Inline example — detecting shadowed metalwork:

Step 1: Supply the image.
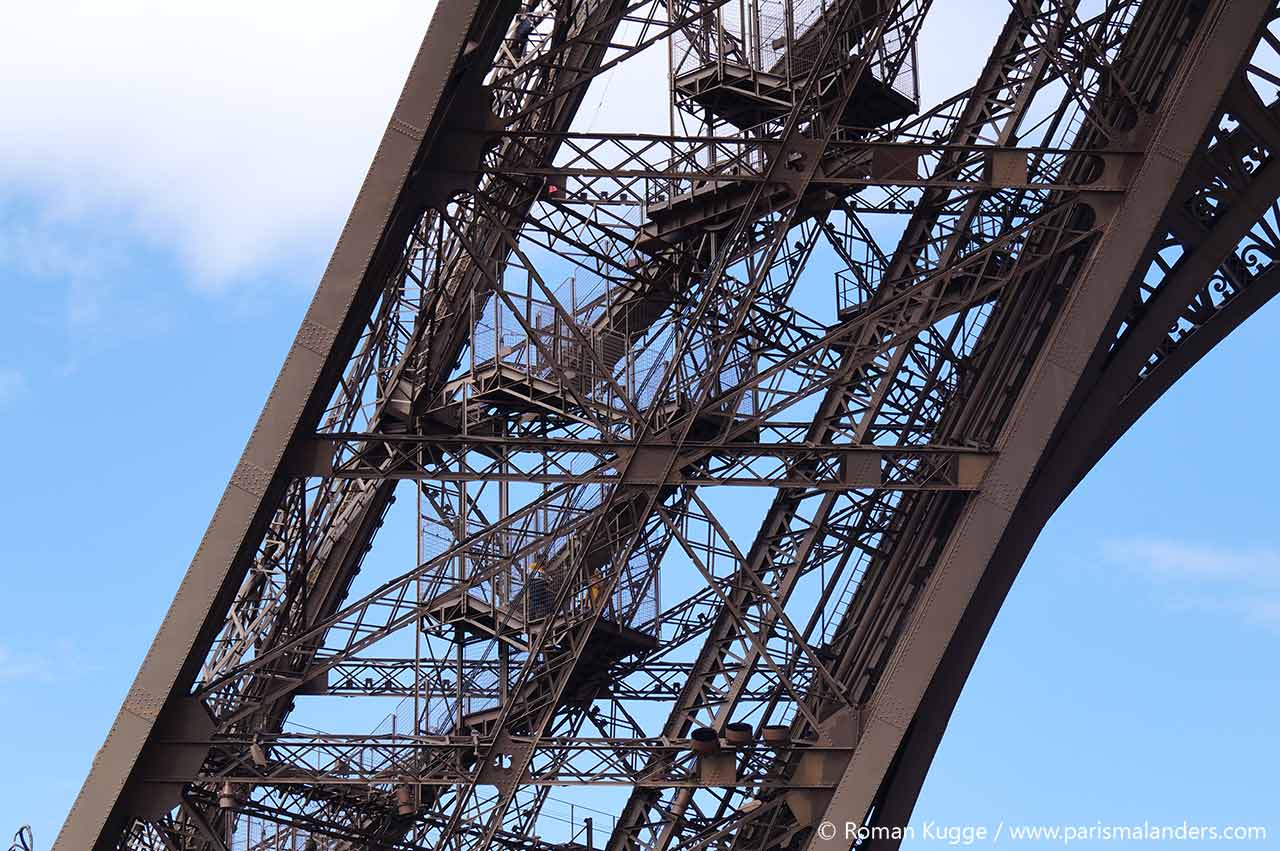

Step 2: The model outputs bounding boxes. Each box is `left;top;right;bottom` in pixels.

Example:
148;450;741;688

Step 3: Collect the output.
52;1;1280;850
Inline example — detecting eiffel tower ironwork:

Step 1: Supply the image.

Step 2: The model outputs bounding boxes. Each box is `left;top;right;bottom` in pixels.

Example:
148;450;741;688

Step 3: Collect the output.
55;1;1280;849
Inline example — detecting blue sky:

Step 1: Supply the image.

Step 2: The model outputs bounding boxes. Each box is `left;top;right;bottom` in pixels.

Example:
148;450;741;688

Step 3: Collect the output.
1;2;1277;849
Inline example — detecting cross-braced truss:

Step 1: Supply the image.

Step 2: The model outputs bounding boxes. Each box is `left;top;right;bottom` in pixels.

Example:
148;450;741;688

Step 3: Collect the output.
54;2;1280;850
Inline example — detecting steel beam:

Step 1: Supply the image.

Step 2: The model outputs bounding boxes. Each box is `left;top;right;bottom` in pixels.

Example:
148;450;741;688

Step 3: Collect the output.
54;4;514;849
805;2;1271;846
52;2;1280;850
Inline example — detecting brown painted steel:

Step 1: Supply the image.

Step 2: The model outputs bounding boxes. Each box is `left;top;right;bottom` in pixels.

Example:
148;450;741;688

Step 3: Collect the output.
808;1;1273;844
52;3;503;848
51;2;1280;850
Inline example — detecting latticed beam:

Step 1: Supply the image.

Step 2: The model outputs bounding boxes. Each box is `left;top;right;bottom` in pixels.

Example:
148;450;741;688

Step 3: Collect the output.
300;434;993;490
52;2;1280;851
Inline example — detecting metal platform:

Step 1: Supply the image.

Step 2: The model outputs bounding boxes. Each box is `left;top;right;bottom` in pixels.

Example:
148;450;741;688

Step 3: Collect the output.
673;60;916;130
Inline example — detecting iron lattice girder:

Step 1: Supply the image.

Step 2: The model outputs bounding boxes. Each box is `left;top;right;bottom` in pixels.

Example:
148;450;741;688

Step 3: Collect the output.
300;433;994;491
316;657;805;701
180;0;1111;839
52;1;1280;850
199;3;931;844
185;1;677;846
864;61;1280;842
604;3;1274;844
399;5;937;846
804;2;1276;848
175;735;849;789
203;0;706;706
197;0;942;731
605;0;1115;844
54;2;526;848
57;0;715;845
466;132;1138;200
1065;79;1280;476
180;786;593;851
217;0;1100;844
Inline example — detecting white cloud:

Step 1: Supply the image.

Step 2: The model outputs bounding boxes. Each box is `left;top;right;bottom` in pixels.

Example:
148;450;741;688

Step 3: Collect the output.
57;274;180;376
0;1;1007;293
0;217;176;373
1104;537;1280;628
0;220;95;284
1105;538;1280;586
0;1;435;289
